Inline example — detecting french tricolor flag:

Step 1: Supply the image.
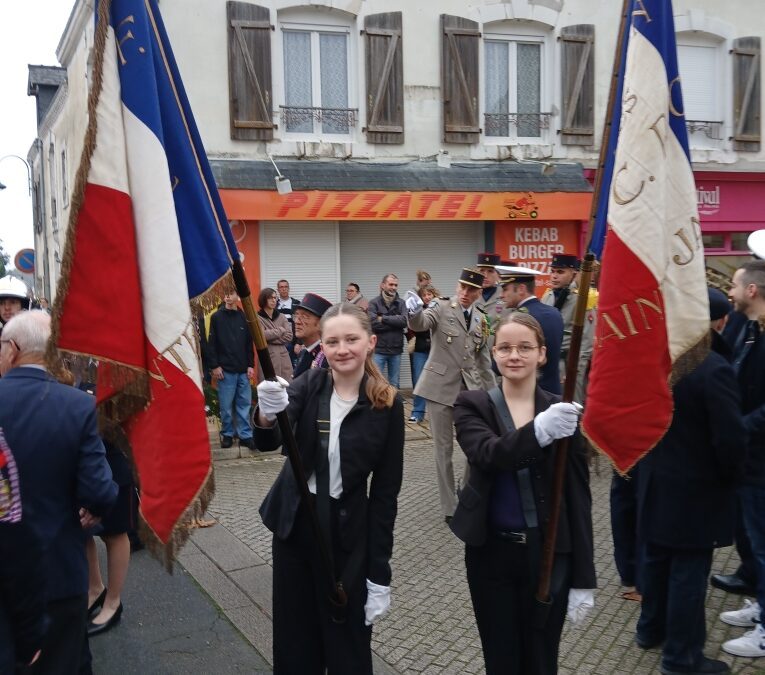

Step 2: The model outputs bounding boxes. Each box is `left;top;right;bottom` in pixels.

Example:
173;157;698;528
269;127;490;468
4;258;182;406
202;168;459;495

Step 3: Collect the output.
51;0;239;562
582;0;709;473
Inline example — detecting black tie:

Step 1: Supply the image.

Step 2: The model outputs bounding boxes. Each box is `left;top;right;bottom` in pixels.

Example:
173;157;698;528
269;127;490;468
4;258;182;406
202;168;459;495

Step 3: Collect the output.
464;309;471;330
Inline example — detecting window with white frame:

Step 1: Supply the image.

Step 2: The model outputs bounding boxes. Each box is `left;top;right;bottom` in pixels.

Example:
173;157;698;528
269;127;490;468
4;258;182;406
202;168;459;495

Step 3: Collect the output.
281;22;353;136
61;148;68;208
676;36;725;145
484;31;550;140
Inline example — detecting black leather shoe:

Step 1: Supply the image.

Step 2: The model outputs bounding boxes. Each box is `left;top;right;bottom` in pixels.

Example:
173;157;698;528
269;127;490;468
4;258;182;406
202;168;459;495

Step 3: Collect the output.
710;573;756;596
220;435;233;449
87;588;107;618
660;656;730;674
239;437;255;451
88;603;123;637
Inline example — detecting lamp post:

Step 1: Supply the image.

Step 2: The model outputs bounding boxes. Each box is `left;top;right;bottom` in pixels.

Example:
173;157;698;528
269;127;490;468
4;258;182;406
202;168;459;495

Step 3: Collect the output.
0;154;33;195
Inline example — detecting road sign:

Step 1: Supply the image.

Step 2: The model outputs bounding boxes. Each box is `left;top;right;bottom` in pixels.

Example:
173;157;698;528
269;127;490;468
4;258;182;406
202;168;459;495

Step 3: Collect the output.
14;248;34;274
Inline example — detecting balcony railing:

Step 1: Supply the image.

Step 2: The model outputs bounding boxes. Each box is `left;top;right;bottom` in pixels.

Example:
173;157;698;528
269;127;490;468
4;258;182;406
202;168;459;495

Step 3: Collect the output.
484;112;553;137
280;106;358;134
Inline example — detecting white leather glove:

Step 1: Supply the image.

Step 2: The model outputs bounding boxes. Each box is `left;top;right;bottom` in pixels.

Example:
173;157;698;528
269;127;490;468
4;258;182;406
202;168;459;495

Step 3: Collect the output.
566;588;594;626
256;376;289;421
533;402;582;446
405;290;424;314
364;579;391;626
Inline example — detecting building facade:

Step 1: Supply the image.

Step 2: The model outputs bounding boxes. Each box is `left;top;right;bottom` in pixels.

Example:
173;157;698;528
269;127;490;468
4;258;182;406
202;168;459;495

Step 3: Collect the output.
26;0;764;380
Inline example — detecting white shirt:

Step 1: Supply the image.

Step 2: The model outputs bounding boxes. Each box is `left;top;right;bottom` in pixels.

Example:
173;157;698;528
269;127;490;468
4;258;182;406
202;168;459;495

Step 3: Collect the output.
308;389;357;498
277;297;293;311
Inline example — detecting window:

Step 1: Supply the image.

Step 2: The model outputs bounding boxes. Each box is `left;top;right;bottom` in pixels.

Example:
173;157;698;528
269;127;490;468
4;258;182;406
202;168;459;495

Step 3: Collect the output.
676;38;724;144
61;149;68;208
484;33;549;140
281;22;353;136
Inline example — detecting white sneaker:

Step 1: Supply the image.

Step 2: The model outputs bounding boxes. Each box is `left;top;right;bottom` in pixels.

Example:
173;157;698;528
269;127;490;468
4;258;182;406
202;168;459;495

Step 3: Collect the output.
722;623;765;658
721;599;761;627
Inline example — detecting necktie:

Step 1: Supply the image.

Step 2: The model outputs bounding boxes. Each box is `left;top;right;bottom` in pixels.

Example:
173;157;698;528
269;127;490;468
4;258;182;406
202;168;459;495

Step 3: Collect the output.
464;309;471;331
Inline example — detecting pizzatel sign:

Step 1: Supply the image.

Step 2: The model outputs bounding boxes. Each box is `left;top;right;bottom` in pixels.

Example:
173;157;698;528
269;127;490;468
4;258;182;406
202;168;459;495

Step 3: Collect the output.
220;190;591;221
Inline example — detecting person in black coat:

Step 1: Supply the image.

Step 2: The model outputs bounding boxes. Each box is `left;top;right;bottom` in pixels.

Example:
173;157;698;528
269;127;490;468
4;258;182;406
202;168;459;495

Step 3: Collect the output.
452;312;595;675
635;306;746;674
254;302;404;675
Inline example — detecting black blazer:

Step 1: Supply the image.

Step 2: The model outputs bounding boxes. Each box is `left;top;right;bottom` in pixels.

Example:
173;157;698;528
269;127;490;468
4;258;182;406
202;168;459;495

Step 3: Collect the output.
258;369;404;585
520;298;564;395
637;339;747;549
451;387;596;589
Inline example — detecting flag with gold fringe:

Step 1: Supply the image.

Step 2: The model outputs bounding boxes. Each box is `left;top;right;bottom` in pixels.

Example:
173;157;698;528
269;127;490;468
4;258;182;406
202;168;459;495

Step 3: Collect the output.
48;0;239;566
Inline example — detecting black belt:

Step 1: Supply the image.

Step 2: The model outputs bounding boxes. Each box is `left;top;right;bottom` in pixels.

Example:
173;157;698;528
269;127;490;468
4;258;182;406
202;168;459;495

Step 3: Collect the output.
491;529;527;544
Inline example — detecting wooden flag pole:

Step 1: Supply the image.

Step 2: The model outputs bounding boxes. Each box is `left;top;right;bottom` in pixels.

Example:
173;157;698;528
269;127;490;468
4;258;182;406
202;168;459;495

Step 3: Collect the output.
230;259;348;617
535;0;632;613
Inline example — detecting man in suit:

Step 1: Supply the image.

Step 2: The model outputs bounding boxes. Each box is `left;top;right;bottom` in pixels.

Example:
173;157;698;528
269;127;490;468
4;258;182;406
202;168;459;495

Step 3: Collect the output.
719;260;765;659
499;267;563;395
636;289;747;675
292;293;332;378
541;254;595;403
0;310;117;673
475;253;505;389
406;268;493;521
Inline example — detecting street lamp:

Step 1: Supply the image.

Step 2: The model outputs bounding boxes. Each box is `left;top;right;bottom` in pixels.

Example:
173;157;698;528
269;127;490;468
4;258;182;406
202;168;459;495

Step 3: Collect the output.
0;154;32;195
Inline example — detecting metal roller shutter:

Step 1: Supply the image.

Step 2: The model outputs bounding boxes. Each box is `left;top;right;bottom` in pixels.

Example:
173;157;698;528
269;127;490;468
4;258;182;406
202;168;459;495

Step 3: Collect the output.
260;221;341;302
339;221;483;388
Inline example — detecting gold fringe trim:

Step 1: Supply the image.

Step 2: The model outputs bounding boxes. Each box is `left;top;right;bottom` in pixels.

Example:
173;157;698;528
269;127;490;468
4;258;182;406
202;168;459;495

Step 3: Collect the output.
191;270;234;314
46;0;112;374
137;466;216;572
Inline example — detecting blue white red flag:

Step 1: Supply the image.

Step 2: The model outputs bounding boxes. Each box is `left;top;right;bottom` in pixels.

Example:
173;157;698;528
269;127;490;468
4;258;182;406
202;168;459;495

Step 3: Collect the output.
51;0;238;561
582;0;709;473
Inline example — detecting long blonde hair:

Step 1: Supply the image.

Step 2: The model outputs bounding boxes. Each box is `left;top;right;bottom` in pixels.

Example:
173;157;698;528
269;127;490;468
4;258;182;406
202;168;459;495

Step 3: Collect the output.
320;302;396;409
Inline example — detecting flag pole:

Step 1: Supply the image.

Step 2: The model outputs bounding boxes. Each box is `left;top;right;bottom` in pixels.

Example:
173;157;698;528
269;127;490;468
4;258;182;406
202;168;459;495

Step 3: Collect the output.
535;0;631;616
230;259;348;618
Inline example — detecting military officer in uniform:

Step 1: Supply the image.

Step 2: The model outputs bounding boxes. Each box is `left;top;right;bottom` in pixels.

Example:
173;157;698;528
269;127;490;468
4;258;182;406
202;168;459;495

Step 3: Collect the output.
474;253;505;389
406;268;493;521
541;254;596;403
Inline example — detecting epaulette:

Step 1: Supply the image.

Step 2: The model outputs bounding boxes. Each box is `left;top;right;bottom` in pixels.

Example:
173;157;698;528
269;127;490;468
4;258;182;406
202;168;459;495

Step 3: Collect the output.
475;305;487;314
439;296;450;301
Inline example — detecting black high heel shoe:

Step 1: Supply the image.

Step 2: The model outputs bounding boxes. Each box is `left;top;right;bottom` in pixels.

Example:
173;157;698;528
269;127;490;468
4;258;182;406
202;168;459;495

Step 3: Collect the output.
87;602;123;637
87;588;107;618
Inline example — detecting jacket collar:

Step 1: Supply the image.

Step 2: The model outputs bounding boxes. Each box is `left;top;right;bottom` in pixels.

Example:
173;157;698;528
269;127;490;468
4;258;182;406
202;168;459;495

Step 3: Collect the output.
2;366;56;382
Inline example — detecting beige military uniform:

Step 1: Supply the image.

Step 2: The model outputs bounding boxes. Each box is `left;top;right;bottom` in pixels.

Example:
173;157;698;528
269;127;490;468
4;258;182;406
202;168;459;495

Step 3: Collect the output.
474;285;504;389
408;298;493;516
541;285;596;403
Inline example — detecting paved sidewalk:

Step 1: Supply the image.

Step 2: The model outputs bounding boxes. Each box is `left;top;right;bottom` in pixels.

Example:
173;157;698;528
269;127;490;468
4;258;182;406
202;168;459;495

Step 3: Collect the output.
183;428;765;675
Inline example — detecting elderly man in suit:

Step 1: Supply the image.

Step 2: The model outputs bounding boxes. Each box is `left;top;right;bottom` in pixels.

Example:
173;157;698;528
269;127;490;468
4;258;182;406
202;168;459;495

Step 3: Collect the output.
406;268;493;521
0;310;117;673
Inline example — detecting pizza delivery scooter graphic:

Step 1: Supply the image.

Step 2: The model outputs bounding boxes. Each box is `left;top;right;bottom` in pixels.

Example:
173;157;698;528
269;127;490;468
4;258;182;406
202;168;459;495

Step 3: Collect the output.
504;192;539;219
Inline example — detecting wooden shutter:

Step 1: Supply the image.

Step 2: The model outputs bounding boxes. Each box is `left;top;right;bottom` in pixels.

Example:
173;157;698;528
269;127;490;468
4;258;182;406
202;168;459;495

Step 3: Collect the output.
560;25;595;146
227;2;273;141
733;37;761;151
441;15;480;144
364;12;404;144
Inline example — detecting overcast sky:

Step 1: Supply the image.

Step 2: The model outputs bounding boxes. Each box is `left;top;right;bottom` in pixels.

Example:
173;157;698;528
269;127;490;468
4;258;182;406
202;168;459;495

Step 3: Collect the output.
0;1;75;268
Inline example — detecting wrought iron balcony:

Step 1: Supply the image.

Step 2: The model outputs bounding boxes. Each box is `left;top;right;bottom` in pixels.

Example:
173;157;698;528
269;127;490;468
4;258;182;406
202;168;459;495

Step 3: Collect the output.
484;112;553;137
280;106;358;133
686;120;723;141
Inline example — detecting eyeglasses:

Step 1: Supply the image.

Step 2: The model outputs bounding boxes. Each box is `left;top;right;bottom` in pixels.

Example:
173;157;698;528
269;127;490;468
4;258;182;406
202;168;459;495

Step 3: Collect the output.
495;343;538;358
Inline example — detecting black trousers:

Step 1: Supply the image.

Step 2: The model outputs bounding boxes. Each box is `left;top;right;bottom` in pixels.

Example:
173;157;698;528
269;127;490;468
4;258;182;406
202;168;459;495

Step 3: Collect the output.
734;495;757;585
272;504;372;675
637;542;713;672
466;535;570;675
29;594;87;675
610;469;641;588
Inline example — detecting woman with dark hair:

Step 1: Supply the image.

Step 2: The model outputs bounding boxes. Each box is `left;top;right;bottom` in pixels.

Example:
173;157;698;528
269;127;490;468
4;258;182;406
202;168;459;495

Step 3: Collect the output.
451;312;595;675
257;287;294;383
254;302;404;675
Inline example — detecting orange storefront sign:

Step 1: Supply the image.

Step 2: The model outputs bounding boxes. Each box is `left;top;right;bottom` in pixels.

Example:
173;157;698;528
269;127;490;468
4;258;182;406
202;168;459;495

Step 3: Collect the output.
220;189;591;221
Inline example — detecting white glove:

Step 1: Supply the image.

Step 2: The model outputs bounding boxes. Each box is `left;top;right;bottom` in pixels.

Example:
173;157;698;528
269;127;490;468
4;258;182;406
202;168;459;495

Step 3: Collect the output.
405;290;424;314
364;579;391;626
533;402;582;446
566;588;594;626
256;376;289;421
